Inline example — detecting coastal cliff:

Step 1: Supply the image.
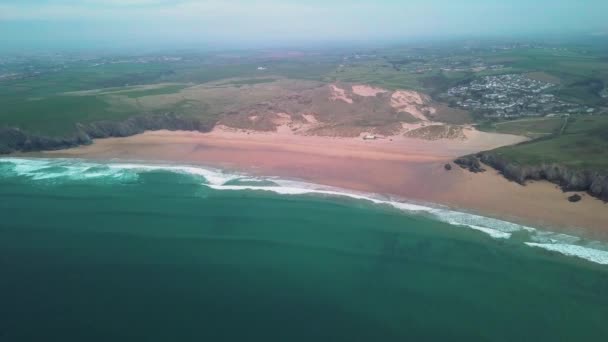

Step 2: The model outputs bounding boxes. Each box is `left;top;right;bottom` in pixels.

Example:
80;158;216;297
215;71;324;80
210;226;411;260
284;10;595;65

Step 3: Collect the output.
0;113;214;154
455;154;608;201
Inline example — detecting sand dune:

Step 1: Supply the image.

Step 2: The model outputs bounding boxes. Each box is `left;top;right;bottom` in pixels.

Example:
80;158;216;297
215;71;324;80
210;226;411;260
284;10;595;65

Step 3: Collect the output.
329;85;353;104
391;90;436;121
352;85;388;97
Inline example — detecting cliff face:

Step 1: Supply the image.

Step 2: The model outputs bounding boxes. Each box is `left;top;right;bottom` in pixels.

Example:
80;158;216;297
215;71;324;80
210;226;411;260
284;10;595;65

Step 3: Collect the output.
457;153;608;202
0;113;214;154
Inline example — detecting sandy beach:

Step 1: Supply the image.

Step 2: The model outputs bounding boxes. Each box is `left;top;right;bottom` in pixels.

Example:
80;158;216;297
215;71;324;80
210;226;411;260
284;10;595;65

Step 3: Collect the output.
42;126;608;240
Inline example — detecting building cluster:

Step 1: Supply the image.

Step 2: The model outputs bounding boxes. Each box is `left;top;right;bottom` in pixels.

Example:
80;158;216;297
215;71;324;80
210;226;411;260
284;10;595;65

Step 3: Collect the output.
444;74;593;118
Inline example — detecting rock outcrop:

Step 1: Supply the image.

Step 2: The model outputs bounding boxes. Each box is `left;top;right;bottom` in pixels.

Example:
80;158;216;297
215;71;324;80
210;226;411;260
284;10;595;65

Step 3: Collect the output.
456;152;608;202
454;155;485;173
0;113;214;154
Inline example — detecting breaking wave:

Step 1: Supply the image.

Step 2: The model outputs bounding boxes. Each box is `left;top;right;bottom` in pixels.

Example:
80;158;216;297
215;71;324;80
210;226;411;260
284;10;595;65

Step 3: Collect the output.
1;157;607;266
525;243;608;265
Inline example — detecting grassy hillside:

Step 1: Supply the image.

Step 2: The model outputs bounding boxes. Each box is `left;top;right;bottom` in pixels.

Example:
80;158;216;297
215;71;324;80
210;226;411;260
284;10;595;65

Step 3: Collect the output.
477;117;565;139
0;53;343;137
489;115;608;171
1;43;607;138
0;62;180;136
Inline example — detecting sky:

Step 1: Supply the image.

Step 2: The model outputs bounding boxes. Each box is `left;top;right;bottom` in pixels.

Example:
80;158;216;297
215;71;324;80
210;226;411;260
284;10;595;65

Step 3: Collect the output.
1;0;607;51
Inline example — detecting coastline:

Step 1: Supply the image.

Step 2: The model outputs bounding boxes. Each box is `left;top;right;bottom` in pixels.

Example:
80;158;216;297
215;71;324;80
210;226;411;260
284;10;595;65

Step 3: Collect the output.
35;126;608;241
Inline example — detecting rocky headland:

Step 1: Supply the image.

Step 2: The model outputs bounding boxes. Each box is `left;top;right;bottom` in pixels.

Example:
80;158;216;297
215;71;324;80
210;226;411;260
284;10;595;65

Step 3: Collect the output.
455;153;608;201
0;113;213;154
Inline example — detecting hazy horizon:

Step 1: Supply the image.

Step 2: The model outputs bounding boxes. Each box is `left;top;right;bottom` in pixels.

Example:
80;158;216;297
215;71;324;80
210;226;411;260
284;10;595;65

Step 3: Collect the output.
1;0;607;52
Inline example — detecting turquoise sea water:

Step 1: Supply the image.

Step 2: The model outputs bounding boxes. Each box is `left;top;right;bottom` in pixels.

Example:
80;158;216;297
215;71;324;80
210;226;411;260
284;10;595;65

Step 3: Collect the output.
1;157;608;341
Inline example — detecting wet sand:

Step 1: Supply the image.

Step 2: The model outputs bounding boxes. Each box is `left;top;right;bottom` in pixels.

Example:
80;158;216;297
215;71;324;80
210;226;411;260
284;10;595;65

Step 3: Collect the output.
42;127;608;240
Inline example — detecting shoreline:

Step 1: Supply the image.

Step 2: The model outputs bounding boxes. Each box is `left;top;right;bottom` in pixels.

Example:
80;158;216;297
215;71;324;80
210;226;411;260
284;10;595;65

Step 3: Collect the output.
5;155;608;266
33;126;608;241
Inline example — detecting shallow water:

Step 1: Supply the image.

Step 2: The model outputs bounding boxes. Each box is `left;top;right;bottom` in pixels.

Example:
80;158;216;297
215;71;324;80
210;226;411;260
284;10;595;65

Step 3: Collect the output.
1;157;608;341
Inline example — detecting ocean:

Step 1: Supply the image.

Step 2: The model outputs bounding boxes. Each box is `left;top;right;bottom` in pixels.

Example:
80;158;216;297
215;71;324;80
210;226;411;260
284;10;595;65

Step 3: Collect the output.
1;157;608;341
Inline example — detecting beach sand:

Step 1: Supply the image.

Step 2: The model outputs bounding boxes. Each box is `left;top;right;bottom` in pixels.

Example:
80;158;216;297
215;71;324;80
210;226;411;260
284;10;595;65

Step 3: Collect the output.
42;127;608;240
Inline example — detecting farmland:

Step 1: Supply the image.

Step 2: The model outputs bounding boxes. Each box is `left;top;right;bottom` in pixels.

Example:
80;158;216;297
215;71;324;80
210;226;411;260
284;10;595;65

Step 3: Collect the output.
489;115;608;171
1;41;607;139
478;117;565;139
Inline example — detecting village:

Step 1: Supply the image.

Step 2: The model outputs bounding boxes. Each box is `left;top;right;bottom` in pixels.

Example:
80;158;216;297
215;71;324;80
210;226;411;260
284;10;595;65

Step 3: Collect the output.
442;73;595;118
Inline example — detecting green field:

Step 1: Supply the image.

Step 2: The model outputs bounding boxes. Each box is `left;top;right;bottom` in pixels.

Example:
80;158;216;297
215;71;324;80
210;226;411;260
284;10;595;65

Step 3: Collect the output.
1;43;607;138
525;71;562;84
480;48;608;106
0;54;343;137
328;60;433;91
216;78;278;87
478;117;566;139
121;84;189;98
490;115;608;170
0;62;182;136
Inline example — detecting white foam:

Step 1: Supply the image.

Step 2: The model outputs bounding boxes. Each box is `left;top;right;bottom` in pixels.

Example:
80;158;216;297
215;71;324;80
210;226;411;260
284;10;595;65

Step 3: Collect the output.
467;225;512;239
525;243;608;265
3;157;608;266
0;157;132;181
106;163;237;186
234;177;267;183
530;231;582;244
207;178;527;240
5;157;516;241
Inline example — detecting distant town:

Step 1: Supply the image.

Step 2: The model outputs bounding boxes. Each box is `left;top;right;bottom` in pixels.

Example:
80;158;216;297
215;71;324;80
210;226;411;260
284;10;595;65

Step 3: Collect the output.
442;74;596;118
